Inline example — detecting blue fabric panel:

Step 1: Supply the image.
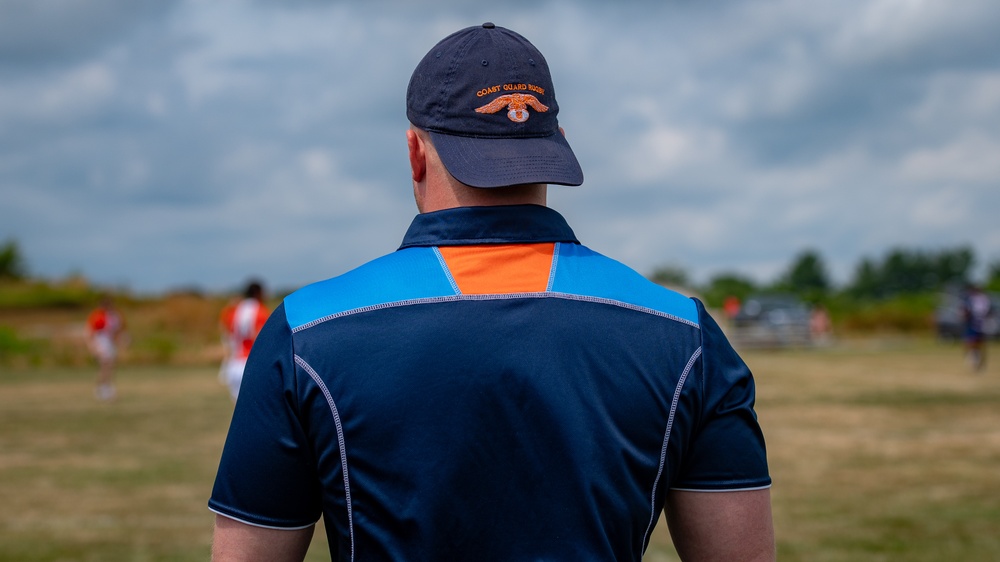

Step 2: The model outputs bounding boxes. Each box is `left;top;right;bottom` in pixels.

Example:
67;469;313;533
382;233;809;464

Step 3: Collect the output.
283;247;458;331
550;243;700;326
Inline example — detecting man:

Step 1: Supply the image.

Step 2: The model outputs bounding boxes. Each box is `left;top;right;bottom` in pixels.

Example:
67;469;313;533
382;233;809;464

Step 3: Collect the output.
210;23;774;561
87;294;125;401
962;283;993;371
218;280;269;400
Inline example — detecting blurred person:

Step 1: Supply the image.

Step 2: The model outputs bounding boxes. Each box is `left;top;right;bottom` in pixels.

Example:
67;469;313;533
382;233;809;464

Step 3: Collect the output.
810;304;832;346
962;283;992;371
87;294;126;401
219;280;269;400
209;24;773;561
723;294;742;324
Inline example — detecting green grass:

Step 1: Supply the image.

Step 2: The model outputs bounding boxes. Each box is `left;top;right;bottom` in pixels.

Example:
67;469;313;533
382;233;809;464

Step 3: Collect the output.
754;339;1000;560
2;341;999;560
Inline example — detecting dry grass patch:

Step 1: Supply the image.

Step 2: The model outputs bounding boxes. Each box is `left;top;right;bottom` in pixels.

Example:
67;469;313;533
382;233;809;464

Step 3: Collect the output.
750;339;1000;560
1;340;999;560
0;367;232;561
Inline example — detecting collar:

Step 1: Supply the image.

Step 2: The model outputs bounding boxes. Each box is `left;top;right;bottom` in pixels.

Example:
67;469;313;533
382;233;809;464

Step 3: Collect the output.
399;205;579;249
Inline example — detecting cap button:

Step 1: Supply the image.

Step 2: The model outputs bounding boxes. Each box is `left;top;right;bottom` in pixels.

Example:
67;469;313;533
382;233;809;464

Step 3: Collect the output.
482;22;495;29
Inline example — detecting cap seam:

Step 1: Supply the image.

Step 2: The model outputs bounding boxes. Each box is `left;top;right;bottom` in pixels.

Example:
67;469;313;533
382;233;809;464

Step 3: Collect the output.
435;31;476;125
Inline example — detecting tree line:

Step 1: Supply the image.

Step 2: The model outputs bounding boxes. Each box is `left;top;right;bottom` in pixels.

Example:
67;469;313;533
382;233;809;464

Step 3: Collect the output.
651;245;1000;309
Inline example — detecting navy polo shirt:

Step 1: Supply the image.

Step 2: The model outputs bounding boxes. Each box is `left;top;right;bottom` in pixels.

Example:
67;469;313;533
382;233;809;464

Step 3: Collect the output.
210;204;769;561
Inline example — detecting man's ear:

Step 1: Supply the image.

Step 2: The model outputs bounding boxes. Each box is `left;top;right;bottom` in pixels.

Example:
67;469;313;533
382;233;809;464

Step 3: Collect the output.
407;129;426;183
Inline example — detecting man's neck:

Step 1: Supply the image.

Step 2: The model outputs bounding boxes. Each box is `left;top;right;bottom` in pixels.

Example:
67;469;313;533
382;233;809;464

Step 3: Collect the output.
418;181;547;213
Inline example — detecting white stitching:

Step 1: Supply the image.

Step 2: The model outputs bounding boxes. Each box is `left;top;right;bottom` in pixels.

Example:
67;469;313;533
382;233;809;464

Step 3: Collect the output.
294;355;354;562
432;246;462;295
546;242;560;292
641;347;701;555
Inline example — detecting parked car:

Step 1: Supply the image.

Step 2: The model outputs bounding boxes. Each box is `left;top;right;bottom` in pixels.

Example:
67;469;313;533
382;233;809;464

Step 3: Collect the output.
730;294;812;348
934;291;1000;340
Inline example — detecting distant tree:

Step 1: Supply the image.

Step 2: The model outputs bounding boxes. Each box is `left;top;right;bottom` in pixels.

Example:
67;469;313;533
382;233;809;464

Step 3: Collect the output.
881;249;923;294
649;264;690;289
0;239;27;280
848;257;881;299
701;272;758;308
775;249;830;300
932;246;974;288
987;260;1000;293
847;246;974;299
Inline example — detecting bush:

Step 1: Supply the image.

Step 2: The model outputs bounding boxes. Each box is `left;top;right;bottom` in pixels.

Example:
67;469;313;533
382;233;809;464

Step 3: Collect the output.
0;325;47;368
134;334;180;364
0;326;29;360
0;279;101;310
839;293;938;334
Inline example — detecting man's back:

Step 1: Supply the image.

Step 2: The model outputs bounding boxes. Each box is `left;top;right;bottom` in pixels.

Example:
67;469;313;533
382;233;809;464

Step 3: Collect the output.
210;206;769;560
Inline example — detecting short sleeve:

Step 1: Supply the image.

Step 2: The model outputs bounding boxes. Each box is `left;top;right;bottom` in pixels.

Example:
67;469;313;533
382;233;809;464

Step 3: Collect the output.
671;299;771;491
208;303;323;528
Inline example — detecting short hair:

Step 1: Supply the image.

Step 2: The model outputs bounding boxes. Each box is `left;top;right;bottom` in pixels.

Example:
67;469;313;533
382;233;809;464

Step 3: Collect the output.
244;281;263;299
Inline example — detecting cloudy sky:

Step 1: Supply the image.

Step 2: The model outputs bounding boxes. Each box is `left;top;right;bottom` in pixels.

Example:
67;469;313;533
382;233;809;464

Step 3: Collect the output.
2;0;999;294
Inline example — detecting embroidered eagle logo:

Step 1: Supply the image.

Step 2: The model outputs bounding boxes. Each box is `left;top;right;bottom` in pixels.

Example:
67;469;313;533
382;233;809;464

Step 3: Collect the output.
475;93;549;123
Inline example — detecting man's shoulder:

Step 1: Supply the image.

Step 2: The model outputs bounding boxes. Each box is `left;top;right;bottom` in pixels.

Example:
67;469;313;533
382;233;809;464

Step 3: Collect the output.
553;243;701;327
282;247;457;331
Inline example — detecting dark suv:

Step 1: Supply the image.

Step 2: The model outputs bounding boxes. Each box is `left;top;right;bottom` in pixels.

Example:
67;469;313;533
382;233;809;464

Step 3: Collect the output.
730;294;812;348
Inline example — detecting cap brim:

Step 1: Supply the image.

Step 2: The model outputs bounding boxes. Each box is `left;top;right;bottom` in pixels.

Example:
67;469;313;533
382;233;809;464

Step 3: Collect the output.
428;130;584;188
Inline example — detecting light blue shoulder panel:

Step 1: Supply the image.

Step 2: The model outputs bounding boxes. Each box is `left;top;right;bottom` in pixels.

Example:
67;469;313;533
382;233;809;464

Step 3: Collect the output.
283;247;458;331
549;243;700;326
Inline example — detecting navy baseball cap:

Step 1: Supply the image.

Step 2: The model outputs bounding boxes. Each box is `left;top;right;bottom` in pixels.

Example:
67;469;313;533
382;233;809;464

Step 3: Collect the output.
406;23;584;188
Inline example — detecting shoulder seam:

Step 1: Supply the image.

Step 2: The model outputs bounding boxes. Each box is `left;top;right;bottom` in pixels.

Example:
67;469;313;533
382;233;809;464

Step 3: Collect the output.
291;292;701;333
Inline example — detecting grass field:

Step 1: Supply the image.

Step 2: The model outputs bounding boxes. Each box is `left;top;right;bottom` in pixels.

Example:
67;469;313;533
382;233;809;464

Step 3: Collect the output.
2;339;999;561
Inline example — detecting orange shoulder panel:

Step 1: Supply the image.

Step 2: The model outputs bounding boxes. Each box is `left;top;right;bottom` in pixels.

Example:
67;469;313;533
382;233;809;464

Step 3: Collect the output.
438;243;555;295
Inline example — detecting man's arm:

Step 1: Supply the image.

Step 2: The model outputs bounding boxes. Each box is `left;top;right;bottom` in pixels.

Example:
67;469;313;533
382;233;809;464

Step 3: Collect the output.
664;488;775;562
212;514;315;562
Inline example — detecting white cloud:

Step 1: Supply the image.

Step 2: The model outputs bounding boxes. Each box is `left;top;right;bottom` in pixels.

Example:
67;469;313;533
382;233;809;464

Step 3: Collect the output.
909;72;1000;126
615;125;728;184
118;157;150;191
146;92;168;117
299;149;334;182
899;133;1000;184
0;62;115;123
908;186;972;229
43;63;115;112
828;0;996;65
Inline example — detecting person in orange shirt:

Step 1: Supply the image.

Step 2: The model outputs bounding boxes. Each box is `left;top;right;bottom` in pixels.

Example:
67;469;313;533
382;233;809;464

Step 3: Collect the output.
723;295;741;324
219;281;269;401
87;295;126;401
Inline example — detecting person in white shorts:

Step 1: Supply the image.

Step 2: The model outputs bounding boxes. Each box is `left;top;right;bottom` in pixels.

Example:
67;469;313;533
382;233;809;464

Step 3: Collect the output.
219;281;269;400
87;295;125;401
